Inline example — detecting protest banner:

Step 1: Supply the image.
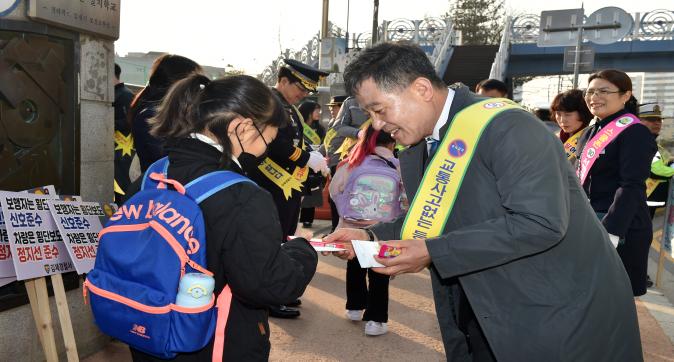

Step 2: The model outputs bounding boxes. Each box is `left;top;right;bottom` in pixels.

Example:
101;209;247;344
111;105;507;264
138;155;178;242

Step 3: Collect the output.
48;200;105;274
0;208;15;282
0;189;79;361
0;191;75;280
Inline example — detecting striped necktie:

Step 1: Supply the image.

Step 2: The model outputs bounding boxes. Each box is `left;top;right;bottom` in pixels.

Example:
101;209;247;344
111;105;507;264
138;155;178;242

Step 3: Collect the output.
426;138;439;157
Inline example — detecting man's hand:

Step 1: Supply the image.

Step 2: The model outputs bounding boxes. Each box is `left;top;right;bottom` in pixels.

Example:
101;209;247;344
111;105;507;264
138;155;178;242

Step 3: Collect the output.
372;239;431;276
321;228;369;260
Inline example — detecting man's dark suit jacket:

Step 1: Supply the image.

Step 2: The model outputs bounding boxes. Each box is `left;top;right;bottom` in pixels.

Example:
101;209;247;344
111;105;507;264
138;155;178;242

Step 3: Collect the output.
371;85;642;361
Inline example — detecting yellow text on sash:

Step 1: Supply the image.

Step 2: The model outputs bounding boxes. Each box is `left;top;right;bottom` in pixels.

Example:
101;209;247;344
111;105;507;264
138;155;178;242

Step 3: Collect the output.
258;158;304;200
303;123;321;145
401;99;522;240
563;128;584;161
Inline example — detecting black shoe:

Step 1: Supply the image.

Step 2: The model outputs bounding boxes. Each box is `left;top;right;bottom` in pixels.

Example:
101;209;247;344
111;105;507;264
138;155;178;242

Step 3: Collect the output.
286;299;302;307
269;305;300;319
646;275;654;288
302;222;312;228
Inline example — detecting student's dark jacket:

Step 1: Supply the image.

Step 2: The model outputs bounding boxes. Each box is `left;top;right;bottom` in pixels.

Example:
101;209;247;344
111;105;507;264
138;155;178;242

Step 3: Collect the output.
127;138;318;361
131;101;164;172
576;109;657;240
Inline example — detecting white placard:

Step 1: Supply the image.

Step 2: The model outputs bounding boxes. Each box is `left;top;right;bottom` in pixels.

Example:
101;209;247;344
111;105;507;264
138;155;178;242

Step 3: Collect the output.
0;206;15;280
0;191;75;280
351;240;385;268
47;200;105;274
0;185;61;280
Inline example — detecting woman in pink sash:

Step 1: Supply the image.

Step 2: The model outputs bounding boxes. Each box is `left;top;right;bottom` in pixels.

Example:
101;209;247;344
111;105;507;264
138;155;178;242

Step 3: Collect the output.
550;89;592;163
576;69;657;296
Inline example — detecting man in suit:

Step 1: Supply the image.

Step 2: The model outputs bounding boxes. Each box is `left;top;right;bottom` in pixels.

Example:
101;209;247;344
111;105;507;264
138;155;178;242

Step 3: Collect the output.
325;42;642;361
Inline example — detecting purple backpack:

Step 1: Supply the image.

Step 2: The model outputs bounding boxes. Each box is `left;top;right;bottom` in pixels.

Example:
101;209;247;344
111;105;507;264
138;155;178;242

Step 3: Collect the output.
334;155;403;222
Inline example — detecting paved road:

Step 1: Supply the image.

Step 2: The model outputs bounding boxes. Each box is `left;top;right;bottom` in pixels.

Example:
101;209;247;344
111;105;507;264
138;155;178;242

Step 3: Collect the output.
268;255;445;361
83;220;674;361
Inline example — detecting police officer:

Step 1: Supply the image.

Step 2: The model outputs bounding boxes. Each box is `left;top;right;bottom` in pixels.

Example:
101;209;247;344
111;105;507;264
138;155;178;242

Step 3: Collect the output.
640;103;674;217
248;59;329;318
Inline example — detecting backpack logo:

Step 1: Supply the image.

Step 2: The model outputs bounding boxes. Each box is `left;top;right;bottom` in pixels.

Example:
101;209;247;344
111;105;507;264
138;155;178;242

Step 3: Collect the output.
130;324;150;339
110;200;201;254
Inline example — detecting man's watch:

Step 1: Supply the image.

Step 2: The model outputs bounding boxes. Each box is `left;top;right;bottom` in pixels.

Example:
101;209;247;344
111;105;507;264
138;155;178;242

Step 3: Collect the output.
363;228;376;241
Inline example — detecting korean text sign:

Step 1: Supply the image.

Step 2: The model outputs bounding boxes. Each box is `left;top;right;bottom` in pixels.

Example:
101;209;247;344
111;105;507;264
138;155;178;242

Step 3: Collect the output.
0;191;75;280
48;200;105;274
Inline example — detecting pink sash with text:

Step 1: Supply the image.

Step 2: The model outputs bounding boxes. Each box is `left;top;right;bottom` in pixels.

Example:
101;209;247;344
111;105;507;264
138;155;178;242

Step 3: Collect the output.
577;113;640;185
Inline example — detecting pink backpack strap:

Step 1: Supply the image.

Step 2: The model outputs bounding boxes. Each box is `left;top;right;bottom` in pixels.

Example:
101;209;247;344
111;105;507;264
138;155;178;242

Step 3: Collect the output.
211;285;233;362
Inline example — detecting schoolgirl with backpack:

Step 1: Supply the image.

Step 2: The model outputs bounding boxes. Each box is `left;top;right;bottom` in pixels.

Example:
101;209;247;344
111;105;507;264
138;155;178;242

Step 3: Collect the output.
329;125;406;336
85;74;318;361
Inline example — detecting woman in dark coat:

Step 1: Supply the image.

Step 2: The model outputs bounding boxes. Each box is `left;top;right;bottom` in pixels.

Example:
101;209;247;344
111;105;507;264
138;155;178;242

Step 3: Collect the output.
298;101;326;228
129;74;318;361
576;69;657;296
129;54;203;172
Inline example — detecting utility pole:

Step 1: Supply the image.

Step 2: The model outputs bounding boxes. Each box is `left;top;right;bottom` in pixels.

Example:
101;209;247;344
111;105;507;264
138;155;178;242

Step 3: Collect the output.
345;0;351;52
371;0;379;44
321;0;329;39
571;4;584;89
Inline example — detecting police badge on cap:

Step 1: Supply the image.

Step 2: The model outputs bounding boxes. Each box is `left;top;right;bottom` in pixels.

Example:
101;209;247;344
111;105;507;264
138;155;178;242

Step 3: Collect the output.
638;103;662;119
280;59;329;92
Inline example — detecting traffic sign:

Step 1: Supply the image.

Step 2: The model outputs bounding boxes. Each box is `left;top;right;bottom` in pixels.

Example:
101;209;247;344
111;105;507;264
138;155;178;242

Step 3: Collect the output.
563;46;595;72
584;7;634;44
538;8;584;47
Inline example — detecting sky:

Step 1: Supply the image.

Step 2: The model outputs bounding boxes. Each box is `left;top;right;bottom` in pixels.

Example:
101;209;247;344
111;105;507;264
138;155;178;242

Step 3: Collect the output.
115;0;671;75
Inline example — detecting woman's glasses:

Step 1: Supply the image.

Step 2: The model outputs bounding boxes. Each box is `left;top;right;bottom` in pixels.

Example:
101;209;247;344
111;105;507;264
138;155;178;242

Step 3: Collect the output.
583;88;623;98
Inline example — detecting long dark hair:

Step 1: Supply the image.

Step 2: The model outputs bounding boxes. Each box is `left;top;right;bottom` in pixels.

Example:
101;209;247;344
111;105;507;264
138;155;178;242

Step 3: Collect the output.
345;125;395;170
149;74;287;164
128;54;202;127
298;101;320;123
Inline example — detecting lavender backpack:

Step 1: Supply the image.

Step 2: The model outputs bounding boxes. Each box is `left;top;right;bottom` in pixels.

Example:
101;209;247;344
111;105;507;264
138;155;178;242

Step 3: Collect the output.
334;155;403;222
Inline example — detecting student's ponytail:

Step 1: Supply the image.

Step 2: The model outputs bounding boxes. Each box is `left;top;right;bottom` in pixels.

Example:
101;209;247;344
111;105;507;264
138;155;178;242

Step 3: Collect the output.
149;73;210;140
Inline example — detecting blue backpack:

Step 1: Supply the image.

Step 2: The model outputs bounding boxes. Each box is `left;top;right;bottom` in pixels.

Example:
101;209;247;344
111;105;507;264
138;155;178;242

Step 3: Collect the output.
84;157;253;359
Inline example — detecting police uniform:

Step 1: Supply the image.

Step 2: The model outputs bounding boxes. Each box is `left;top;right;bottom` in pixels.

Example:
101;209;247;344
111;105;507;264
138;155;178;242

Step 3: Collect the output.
641;103;674;217
248;59;328;242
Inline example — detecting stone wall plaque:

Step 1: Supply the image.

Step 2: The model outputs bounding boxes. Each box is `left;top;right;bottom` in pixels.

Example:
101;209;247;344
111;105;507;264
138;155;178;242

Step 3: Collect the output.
27;0;120;39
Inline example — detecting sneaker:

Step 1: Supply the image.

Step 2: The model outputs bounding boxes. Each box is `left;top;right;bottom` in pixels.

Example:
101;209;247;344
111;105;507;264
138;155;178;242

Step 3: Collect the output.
345;309;362;321
364;321;388;336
